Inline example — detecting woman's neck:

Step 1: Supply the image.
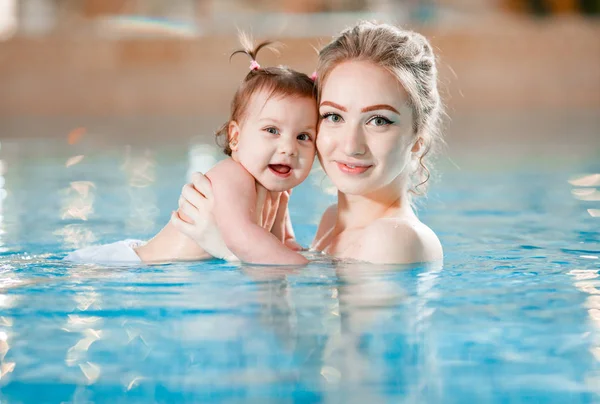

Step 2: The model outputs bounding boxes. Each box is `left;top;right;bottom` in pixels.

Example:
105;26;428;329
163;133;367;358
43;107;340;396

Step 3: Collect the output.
335;183;414;232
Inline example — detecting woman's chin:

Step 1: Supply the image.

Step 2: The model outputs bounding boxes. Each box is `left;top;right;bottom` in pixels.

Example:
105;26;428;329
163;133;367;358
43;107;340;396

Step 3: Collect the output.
332;181;373;196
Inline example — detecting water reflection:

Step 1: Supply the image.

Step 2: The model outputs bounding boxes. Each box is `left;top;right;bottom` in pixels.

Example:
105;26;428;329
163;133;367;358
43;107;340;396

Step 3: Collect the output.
569;173;600;218
124;374;147;392
569;174;600;187
186;140;220;181
121;146;158;233
60;181;95;221
62;271;105;388
0;266;15;385
54;224;97;249
0;327;14;381
65;155;85;168
54;177;98;249
588;209;600;218
78;361;101;384
567;269;600;395
572;188;600;201
242;260;443;401
65;327;103;366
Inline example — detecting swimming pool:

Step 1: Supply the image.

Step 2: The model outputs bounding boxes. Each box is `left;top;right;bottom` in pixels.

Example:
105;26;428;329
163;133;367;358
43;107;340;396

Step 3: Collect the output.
0;131;598;403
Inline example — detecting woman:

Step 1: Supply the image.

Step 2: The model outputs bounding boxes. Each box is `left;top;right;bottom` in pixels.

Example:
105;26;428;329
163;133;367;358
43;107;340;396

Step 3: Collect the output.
172;21;444;264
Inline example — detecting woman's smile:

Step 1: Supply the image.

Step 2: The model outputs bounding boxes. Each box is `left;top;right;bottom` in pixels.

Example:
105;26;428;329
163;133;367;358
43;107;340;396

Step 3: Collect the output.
334;160;373;175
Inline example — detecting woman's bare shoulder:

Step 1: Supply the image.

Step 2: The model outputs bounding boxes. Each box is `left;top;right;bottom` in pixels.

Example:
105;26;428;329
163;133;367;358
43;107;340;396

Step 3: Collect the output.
355;217;443;264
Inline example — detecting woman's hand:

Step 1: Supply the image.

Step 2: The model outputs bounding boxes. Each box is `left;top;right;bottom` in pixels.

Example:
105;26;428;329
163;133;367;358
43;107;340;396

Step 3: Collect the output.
170;172;236;261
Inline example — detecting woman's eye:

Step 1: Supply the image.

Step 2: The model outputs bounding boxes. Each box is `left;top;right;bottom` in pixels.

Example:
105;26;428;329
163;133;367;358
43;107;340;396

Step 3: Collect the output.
367;116;393;127
322;113;343;123
265;127;279;135
297;133;312;141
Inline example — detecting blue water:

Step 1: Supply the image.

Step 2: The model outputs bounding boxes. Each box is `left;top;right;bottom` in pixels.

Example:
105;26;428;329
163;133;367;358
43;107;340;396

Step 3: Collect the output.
0;135;598;403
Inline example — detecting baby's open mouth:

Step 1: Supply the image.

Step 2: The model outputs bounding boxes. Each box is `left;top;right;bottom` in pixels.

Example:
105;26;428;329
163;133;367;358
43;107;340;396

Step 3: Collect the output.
268;164;292;177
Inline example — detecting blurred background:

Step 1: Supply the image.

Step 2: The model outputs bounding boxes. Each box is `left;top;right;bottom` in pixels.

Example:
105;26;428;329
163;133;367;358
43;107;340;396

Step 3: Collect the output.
0;0;598;153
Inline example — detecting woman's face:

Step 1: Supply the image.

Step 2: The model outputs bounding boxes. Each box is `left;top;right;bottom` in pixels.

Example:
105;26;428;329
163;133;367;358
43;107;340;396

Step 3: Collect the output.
316;60;418;196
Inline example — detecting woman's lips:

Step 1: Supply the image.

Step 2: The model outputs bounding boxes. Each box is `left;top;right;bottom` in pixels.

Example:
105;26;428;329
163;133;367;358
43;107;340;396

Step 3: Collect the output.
335;161;372;174
268;164;292;178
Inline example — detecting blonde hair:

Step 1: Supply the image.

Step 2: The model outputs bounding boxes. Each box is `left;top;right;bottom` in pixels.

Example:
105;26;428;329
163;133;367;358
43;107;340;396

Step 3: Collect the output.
316;21;444;195
216;36;316;156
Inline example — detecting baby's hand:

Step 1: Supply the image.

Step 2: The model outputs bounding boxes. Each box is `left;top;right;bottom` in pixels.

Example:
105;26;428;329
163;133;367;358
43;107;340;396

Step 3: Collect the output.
272;190;305;251
284;238;304;251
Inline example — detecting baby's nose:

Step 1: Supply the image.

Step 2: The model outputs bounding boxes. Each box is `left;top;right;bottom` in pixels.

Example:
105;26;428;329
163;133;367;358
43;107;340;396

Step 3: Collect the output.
279;138;297;156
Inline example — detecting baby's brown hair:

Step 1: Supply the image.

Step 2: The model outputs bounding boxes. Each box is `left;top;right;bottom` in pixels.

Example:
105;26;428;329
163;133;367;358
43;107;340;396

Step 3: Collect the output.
216;36;317;156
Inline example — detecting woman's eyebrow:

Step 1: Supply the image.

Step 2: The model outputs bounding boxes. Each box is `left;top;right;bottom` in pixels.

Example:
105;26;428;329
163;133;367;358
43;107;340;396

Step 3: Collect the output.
319;101;347;111
361;104;400;114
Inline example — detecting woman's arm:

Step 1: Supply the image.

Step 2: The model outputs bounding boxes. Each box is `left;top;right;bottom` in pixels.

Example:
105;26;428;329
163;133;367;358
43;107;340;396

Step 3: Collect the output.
169;175;234;260
206;159;308;265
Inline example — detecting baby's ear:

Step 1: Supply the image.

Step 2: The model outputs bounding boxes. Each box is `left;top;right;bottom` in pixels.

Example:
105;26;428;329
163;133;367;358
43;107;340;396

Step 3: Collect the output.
228;121;240;151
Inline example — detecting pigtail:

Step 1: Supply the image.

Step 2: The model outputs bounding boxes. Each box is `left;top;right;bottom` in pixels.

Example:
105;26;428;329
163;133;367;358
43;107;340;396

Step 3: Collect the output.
229;32;279;72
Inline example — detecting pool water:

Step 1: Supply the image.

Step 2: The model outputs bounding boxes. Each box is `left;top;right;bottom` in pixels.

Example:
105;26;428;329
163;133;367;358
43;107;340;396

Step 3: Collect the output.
0;134;598;404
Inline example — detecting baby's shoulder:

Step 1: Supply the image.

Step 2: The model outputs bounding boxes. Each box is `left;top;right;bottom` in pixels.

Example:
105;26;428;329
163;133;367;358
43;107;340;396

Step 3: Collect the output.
207;158;253;187
208;158;247;176
358;217;442;264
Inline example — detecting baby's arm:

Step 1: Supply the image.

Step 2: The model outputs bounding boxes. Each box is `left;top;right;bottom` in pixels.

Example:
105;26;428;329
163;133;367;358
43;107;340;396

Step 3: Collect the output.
271;191;303;251
208;159;308;265
284;212;304;251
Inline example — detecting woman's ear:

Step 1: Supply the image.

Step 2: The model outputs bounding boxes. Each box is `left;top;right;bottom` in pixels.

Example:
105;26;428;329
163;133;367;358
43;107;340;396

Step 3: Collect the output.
228;121;240;152
411;137;424;154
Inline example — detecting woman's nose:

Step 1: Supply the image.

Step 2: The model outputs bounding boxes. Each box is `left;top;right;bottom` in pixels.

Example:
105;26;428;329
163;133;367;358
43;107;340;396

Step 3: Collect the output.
343;125;367;156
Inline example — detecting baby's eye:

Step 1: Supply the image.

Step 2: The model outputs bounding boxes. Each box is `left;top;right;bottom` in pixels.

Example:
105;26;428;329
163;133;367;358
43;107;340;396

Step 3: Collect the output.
265;127;279;135
367;115;394;127
297;133;312;142
321;113;343;123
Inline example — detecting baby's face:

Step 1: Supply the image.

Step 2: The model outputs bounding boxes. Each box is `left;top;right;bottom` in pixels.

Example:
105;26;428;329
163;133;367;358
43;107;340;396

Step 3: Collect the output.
230;90;317;192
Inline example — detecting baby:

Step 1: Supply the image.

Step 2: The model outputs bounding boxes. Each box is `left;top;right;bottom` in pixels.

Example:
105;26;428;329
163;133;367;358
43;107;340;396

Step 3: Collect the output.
67;38;317;265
